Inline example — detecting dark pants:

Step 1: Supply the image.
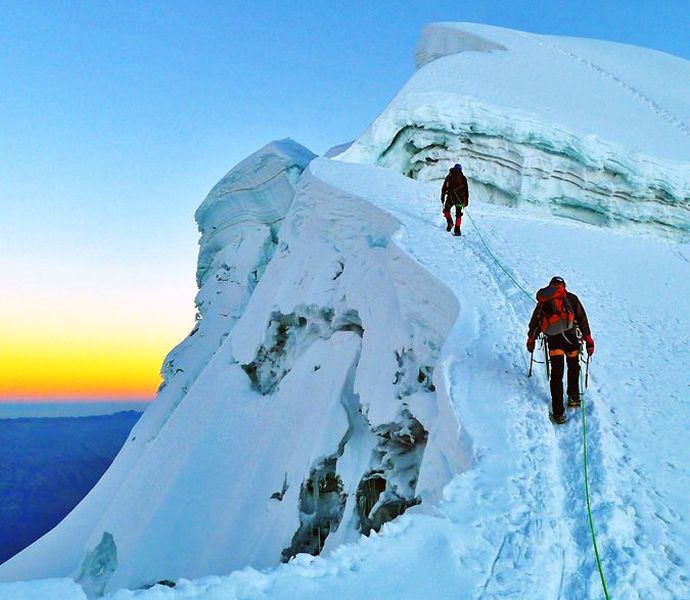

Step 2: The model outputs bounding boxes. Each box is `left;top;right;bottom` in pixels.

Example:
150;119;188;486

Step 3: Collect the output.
443;198;463;227
549;355;580;418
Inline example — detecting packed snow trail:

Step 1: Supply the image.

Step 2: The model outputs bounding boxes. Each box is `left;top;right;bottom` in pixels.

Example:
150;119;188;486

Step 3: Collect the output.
453;202;690;599
463;211;611;597
463;210;610;597
304;158;690;599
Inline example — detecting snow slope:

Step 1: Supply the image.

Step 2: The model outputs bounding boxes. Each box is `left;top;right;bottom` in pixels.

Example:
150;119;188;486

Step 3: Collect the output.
7;155;687;600
0;141;467;596
2;21;690;600
101;158;687;600
342;22;690;239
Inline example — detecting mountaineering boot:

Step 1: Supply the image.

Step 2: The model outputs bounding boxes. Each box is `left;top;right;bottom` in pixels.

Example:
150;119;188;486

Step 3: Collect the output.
567;395;581;408
443;210;453;232
549;412;566;425
454;214;462;237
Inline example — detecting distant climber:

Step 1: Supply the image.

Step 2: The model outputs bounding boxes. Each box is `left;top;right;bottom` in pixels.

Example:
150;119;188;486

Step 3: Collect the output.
526;276;595;424
440;163;469;236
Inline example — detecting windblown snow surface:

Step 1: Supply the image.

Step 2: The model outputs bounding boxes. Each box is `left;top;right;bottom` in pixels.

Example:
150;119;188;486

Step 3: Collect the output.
2;21;689;600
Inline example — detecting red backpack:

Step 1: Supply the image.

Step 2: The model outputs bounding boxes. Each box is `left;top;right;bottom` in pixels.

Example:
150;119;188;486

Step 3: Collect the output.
535;284;575;336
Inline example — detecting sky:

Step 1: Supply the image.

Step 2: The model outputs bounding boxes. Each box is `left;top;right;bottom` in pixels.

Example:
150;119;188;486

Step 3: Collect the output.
1;0;689;402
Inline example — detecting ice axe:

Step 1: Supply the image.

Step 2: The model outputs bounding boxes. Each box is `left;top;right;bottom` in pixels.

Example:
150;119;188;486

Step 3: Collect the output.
528;349;535;378
577;336;591;389
527;334;549;378
542;334;550;379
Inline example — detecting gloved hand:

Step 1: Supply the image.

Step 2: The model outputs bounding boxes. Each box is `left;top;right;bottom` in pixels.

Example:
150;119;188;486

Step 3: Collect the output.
584;335;595;356
526;337;535;353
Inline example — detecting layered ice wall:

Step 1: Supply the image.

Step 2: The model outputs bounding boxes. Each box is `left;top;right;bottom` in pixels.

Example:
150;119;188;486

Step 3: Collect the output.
0;144;466;596
341;22;690;237
153;139;316;439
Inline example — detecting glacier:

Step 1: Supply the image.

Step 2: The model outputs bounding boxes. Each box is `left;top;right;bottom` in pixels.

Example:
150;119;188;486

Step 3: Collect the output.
2;21;689;600
342;22;690;239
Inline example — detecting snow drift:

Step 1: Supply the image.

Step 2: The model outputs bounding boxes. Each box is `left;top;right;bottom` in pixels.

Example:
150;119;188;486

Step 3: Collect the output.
2;21;690;600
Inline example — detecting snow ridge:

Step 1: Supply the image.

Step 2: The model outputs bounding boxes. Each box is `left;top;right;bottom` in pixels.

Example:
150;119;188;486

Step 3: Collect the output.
521;31;690;138
52;156;686;600
0;148;468;597
341;22;690;239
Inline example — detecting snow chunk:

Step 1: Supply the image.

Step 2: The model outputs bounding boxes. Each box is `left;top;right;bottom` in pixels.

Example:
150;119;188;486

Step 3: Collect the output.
195;138;316;287
415;22;506;69
324;141;354;158
77;532;118;598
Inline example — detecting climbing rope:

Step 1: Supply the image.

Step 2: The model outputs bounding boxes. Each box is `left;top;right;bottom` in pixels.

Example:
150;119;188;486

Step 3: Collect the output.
466;209;611;599
580;353;611;599
464;211;536;305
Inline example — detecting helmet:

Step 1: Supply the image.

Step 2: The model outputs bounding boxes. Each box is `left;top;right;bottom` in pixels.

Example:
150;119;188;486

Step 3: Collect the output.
453;163;462;170
549;276;566;287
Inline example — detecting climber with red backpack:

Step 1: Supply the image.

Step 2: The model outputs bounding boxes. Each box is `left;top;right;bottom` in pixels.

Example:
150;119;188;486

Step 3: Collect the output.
526;276;595;424
440;163;469;236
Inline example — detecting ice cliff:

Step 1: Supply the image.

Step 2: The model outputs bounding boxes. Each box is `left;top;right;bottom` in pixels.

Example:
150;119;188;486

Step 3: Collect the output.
342;22;690;238
0;139;466;596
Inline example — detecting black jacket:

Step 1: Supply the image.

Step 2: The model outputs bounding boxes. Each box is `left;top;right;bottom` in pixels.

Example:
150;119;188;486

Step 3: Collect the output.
441;169;469;205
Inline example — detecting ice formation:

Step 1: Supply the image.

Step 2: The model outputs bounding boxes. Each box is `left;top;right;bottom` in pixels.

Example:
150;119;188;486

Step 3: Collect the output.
0;141;466;596
2;21;690;600
341;22;690;238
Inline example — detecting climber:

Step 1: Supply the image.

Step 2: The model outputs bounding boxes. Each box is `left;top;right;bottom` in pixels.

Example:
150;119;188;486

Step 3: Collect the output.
440;163;469;236
526;276;595;424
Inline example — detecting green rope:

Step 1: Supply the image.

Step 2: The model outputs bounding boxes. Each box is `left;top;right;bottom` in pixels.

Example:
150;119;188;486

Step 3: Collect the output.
466;209;610;599
464;211;536;305
581;357;611;599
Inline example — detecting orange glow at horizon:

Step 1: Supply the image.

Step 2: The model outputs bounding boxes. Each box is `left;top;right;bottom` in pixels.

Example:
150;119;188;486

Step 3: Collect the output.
0;321;188;401
0;245;198;402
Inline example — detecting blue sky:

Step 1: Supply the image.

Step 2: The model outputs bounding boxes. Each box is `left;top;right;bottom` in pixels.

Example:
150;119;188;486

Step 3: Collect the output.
1;0;688;400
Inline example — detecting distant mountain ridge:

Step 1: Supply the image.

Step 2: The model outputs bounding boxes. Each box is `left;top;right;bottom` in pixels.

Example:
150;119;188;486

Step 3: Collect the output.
0;412;142;566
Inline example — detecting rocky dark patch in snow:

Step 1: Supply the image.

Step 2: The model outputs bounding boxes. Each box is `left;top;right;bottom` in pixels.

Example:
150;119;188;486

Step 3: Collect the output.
281;458;347;562
356;410;427;536
242;306;363;395
393;347;436;398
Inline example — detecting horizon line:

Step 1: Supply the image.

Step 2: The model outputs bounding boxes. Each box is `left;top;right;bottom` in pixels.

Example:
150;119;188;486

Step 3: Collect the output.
0;397;154;404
